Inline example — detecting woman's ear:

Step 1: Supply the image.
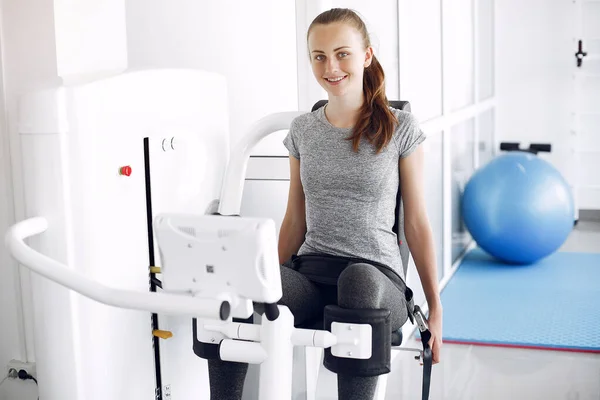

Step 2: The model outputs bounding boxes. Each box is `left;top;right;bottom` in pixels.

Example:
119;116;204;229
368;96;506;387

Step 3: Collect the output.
364;47;374;68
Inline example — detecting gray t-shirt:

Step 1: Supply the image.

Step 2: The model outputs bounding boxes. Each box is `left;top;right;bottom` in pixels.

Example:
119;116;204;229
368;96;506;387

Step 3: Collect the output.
283;105;425;281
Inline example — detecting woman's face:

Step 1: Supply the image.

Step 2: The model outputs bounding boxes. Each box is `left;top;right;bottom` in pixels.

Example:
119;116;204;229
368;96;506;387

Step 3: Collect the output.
308;22;373;99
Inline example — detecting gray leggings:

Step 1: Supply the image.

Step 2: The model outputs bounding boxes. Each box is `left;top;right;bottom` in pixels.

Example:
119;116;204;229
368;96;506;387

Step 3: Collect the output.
208;261;409;400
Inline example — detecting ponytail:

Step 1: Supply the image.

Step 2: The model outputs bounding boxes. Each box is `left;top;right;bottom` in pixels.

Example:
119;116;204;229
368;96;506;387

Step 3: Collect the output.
348;55;398;153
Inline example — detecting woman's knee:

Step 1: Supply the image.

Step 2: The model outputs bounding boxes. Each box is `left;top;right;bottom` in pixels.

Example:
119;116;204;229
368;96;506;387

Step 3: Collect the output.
337;263;408;330
338;263;381;288
337;263;384;308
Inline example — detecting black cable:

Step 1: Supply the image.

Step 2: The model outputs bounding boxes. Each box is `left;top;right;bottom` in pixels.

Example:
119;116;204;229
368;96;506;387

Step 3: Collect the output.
17;370;38;400
18;369;38;385
1;369;38;399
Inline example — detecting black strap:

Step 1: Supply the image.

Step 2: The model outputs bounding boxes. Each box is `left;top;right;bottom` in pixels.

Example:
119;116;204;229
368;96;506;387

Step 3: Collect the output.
410;304;433;400
419;328;433;400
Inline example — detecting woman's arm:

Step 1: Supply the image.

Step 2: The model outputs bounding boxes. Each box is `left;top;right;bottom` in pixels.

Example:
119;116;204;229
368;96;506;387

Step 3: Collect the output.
278;155;307;265
399;144;443;362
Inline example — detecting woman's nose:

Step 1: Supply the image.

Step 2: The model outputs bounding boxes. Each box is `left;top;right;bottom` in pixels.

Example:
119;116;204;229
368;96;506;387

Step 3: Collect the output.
325;58;339;73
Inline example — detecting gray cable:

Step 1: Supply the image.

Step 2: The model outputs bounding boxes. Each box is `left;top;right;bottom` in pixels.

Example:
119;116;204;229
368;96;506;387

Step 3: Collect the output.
0;375;8;390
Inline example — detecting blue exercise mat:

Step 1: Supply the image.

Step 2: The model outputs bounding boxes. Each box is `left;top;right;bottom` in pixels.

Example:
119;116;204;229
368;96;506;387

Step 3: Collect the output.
439;248;600;353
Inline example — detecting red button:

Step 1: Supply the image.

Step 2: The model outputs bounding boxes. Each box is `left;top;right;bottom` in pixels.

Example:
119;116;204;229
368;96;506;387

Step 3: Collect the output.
119;166;132;176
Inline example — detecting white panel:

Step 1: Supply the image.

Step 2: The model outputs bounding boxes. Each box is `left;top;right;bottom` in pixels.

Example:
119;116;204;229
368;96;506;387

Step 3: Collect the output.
73;70;228;400
398;0;443;120
577;153;600;186
149;134;228;400
241;180;290;240
581;55;600;74
246;157;290;180
586;39;600;53
446;0;475;111
450;119;475;262
574;3;600;210
18;133;80;399
580;115;600;150
1;0;75;387
17;69;229;400
478;108;495;167
54;0;127;80
1;0;62;97
580;76;600;113
477;0;495;101
583;2;600;37
495;0;573;192
0;2;27;383
578;187;600;209
125;0;298;145
577;113;600;151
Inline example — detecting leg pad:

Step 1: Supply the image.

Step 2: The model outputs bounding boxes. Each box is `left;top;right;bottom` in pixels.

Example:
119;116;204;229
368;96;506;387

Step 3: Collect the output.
323;305;392;377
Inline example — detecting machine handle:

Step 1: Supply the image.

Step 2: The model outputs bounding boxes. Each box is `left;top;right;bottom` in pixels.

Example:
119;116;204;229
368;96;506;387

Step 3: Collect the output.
218;111;305;216
5;217;230;321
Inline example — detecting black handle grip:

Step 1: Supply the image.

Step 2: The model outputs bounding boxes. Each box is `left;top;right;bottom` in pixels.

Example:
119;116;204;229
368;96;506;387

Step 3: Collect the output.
263;303;280;321
500;142;551;155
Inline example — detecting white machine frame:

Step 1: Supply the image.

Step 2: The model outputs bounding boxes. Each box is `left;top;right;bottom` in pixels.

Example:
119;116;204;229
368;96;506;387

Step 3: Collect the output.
5;112;426;400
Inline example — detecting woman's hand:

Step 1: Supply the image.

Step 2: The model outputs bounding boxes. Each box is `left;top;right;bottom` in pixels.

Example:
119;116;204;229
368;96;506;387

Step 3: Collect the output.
426;305;443;364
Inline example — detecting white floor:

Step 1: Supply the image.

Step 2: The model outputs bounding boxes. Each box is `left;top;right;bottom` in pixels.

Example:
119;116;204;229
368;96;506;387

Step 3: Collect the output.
387;221;600;400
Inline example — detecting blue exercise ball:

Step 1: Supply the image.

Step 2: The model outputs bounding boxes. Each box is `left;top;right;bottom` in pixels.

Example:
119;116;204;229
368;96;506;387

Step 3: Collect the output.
462;152;574;265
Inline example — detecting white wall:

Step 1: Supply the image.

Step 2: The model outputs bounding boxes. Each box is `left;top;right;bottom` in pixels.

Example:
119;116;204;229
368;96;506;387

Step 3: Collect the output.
125;0;298;145
0;2;297;399
0;32;25;398
0;1;61;398
0;1;128;399
495;0;574;180
0;0;584;399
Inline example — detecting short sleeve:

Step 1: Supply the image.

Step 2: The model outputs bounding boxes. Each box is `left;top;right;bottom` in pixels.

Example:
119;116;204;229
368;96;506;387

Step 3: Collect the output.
396;112;426;158
283;119;301;159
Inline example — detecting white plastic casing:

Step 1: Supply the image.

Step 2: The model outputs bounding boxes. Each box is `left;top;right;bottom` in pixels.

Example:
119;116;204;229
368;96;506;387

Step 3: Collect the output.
331;322;373;359
153;213;282;308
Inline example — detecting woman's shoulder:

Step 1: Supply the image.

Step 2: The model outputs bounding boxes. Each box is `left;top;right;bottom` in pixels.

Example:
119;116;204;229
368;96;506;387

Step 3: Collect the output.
291;110;315;126
387;106;426;155
387;106;418;127
290;106;325;132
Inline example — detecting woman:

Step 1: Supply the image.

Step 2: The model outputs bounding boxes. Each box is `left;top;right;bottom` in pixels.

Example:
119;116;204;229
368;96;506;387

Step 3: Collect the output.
209;8;442;400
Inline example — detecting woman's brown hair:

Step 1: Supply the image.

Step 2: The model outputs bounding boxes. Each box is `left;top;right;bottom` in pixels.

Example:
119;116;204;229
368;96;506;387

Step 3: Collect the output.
308;8;398;154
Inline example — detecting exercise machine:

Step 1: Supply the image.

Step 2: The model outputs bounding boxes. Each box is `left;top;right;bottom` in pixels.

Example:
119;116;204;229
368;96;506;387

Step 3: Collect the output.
5;70;431;400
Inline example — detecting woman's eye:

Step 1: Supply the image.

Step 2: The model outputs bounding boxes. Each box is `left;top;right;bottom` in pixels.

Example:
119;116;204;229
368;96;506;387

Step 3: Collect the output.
315;55;324;61
338;52;348;58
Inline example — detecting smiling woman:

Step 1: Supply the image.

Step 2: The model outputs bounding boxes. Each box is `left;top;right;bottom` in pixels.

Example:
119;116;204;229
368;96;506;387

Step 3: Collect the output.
306;9;398;154
277;7;440;400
